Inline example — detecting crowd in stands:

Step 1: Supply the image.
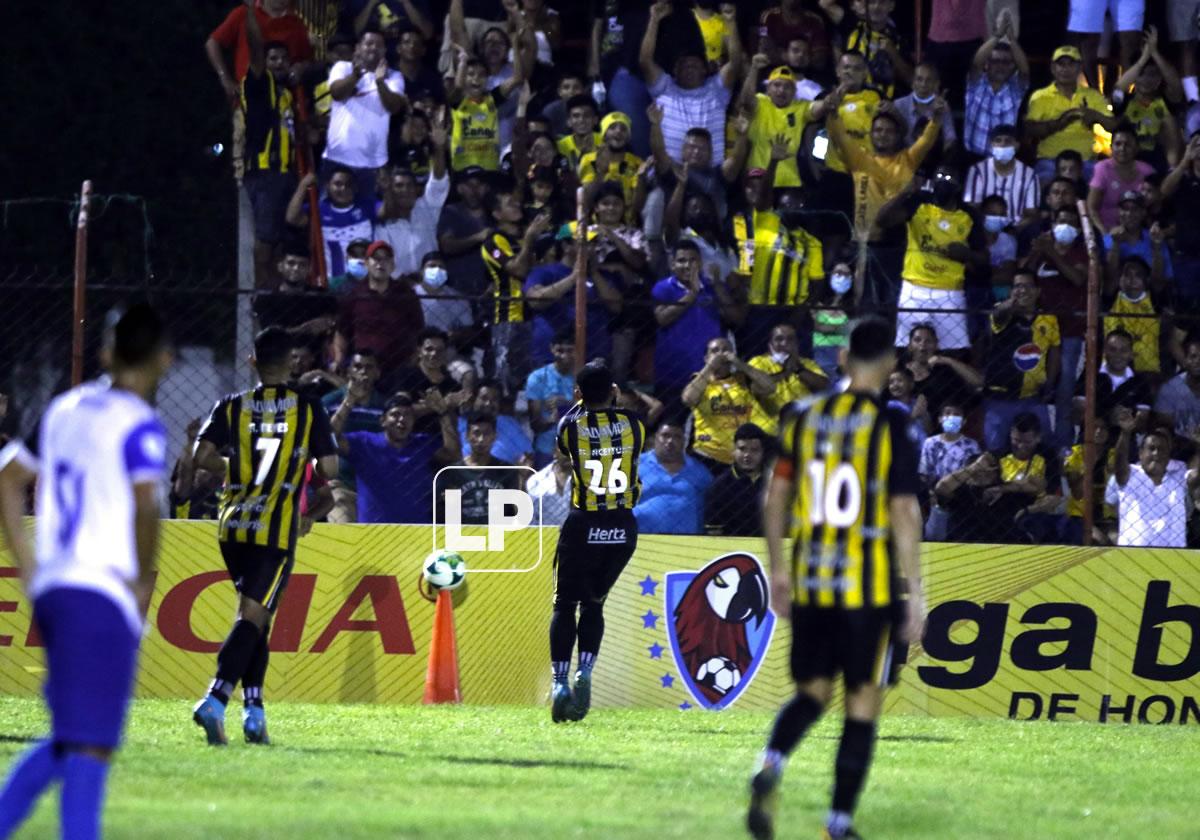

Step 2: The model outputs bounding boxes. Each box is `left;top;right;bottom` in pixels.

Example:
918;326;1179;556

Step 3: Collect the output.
190;0;1200;548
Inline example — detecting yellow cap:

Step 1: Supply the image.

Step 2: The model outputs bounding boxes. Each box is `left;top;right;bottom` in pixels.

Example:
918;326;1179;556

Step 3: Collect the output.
600;112;632;137
1052;45;1082;62
767;66;797;83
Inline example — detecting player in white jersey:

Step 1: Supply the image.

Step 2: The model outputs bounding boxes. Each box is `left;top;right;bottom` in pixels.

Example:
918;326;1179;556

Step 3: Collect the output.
0;304;172;840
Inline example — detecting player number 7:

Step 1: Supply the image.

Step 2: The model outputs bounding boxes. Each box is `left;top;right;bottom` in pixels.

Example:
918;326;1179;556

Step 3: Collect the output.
584;458;628;495
254;437;281;486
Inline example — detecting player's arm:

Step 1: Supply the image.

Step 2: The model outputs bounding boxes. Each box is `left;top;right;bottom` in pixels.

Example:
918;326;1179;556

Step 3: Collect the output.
888;493;924;643
0;444;37;587
132;481;161;617
762;464;795;620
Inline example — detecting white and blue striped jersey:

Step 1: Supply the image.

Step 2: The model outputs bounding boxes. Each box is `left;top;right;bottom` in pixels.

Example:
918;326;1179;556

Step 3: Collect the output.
0;381;167;632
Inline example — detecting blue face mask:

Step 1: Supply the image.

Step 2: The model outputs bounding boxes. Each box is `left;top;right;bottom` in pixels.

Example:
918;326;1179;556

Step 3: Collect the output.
941;415;964;434
346;257;368;279
984;215;1007;233
991;145;1016;164
830;272;853;294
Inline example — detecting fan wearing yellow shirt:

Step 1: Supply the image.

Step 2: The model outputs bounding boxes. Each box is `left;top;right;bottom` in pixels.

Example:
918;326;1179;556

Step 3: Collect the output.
1024;46;1117;184
447;47;529;172
580;112;645;223
693;1;734;65
815;52;881;239
748;322;831;430
739;54;839;188
556;94;602;172
682;337;778;471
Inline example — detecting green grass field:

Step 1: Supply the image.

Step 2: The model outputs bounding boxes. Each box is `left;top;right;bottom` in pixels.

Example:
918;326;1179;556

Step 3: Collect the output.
1;697;1196;839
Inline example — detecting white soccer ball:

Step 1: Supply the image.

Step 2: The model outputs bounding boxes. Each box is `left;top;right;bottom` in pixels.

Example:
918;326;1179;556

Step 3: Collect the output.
696;656;741;695
423;549;467;591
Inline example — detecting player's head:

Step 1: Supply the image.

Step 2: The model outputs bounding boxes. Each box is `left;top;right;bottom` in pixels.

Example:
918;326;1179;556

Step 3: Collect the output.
103;303;173;393
252;326;296;383
841;316;896;391
575;361;617;408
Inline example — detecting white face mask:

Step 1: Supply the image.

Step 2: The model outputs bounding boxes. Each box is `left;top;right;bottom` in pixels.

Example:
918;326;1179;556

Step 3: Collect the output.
423;266;448;287
912;91;936;104
830;272;853;294
770;351;790;365
984;215;1007;233
1052;223;1079;245
991;145;1016;164
1120;289;1146;303
346;258;368;279
941;415;963;434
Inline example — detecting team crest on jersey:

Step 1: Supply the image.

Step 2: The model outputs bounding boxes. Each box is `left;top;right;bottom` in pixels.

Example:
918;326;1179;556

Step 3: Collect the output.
664;553;774;710
1012;342;1042;372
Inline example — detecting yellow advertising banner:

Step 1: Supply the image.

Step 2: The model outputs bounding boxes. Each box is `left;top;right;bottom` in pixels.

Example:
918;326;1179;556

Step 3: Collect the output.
1;524;1198;723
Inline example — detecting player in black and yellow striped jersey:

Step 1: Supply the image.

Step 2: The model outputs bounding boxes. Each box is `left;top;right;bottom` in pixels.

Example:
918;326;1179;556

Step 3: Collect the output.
747;318;926;840
548;361;647;723
187;327;339;746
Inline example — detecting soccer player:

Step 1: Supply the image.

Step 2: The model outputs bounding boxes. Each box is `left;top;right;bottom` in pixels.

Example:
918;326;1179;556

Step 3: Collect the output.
747;317;926;840
0;304;172;839
186;327;339;745
550;360;646;722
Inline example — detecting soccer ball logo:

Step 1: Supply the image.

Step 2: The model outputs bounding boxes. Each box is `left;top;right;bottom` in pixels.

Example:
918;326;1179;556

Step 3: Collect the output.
695;656;741;696
423;549;467;591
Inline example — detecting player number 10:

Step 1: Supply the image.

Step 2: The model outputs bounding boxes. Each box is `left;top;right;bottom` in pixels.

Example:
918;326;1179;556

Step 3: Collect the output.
807;461;862;527
584;458;628;495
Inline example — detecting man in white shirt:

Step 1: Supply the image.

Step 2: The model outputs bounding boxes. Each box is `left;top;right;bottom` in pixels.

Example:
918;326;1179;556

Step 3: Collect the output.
0;305;171;839
324;28;407;200
1105;409;1200;547
374;112;450;277
964;124;1040;226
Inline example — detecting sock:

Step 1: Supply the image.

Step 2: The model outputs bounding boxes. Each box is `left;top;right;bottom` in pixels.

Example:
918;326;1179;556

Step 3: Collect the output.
551;661;571;685
549;599;578;673
212;619;263;700
831;718;877;820
576;602;605;663
577;651;596;673
826;810;854;837
1185;76;1199;103
765;692;823;756
207;679;233;706
60;752;109;840
241;624;270;708
0;740;59;837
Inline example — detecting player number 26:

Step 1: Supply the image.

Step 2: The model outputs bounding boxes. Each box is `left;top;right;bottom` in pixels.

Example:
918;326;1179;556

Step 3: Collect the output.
807;462;862;527
584;458;628;495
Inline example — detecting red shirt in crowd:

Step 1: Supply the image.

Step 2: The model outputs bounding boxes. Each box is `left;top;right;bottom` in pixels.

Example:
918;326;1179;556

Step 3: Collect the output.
209;3;314;81
337;281;426;376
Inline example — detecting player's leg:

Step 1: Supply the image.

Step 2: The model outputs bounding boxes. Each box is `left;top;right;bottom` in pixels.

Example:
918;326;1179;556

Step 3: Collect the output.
748;607;835;840
239;552;293;744
549;514;588;722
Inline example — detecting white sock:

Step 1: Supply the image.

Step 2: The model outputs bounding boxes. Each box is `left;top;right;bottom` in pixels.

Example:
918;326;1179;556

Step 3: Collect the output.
1185;76;1199;103
757;749;786;774
826;810;854;836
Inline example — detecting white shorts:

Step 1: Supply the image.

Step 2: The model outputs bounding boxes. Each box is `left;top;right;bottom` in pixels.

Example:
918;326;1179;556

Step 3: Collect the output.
895;283;970;350
1168;0;1200;42
1067;0;1145;33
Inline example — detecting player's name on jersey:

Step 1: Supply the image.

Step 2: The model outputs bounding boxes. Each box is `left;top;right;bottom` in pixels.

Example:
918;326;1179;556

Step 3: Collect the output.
225;519;268;532
586;445;630;457
248;421;290;434
577;421;634;439
244;396;299;414
800;575;855;592
812;413;877;434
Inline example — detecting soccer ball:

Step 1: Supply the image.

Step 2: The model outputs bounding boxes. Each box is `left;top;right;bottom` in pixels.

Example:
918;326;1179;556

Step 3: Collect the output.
695;656;741;695
423;550;467;591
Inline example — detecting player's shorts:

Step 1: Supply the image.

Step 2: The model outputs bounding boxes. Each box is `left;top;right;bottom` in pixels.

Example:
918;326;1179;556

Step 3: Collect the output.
1169;0;1200;41
1067;0;1144;33
552;508;638;604
220;541;294;613
35;587;140;750
789;604;905;691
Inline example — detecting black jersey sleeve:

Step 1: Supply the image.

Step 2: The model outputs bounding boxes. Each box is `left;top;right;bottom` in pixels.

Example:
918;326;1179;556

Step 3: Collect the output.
885;406;921;497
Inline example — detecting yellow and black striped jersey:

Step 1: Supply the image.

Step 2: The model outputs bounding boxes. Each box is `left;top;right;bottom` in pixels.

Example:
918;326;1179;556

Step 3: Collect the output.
775;391;920;610
481;231;525;324
198;384;337;553
556;404;647;512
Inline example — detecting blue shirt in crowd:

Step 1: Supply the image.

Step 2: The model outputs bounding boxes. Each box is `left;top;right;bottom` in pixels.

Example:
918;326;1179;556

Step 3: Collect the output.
650;275;723;392
525;363;575;456
344;431;439;523
634;450;713;534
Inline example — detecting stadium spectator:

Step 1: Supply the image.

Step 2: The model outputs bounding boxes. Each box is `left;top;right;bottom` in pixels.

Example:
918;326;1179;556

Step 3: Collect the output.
525;331;575;468
616;382;666;429
331;390;461;523
824;0;912;97
682;337;775;471
526;448;572;526
1153;334;1200;449
394;327;476;435
329;237;372;293
1159;136;1200;307
739;55;837;188
251;247;338;335
324;29;408;200
541;70;585;139
373;118;450;277
437;166;493;300
438;412;522;524
747;323;830;427
389;109;434;183
816;51;882;242
964;125;1040;227
982;270;1059;451
1066;0;1144;88
458;378;533;463
1104;195;1172;289
919;401;982;540
556;95;602;172
1102;257;1162;377
350;0;434;39
634;417;713;534
1106;411;1199;547
886;367;930;450
962;24;1030;158
333;240;426;379
924;0;987;107
704;422;770;536
662;170;740;287
1063;421;1116;545
580;115;647;223
323;350;388;524
1024;45;1116;184
892;62;957;158
286;168;376;280
169;419;222;521
981;195;1018;292
640;1;740;167
1112;32;1184;170
755;0;832;71
1074;329;1153;429
1088;124;1155;232
411;251;474;336
902;323;983;425
644;106;738;245
651;240;740;396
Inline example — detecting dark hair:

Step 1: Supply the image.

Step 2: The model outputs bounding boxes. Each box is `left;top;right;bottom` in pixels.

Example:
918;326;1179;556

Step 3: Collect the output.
1142;426;1172;448
465;410;497;430
872;110;904;133
989;123;1018;141
1012;267;1039;286
1105;328;1134;345
594;181;626;204
1011;412;1042;435
328;164;355;184
841;49;867;63
847;316;895;363
1112;121;1139;144
253;327;295;369
577;361;614;404
909;323;937;342
1122;255;1151;276
982;193;1008;211
734;423;769;443
359;27;385;43
417;327;449;346
350;347;379;362
384;392;415;413
1055;149;1084;165
890;365;914;382
685;127;713;143
420;250;444;265
557;68;586;86
1183;331;1200;354
565;94;600;116
282;240;311;259
1048;176;1078;193
111;303;170;367
263;40;290;55
465;57;488;74
481;25;510;48
551;328;575;346
673;239;702;258
656;413;688;433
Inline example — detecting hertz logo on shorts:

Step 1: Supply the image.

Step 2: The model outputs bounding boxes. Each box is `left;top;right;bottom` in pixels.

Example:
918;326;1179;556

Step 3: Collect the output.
587;527;627;544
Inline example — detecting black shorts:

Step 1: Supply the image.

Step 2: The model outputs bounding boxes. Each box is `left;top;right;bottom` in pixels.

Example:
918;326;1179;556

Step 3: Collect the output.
552;508;638;604
789;603;908;691
219;541;294;613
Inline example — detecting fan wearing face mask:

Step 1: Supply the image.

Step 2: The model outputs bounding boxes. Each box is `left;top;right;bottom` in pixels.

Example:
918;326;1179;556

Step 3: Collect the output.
980;194;1017;294
329;238;373;294
746;322;831;430
811;261;855;381
1103;257;1161;377
918;401;982;541
964;124;1040;229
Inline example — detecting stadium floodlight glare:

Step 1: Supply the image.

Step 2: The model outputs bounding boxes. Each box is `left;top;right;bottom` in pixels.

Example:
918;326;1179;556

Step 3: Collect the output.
431;465;543;573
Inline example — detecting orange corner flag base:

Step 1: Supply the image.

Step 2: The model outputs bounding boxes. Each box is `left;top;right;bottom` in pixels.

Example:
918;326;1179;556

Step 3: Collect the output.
423;589;462;704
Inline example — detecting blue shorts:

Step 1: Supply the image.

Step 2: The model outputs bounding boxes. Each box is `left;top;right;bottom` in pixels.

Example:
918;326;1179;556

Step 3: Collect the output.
34;587;140;750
